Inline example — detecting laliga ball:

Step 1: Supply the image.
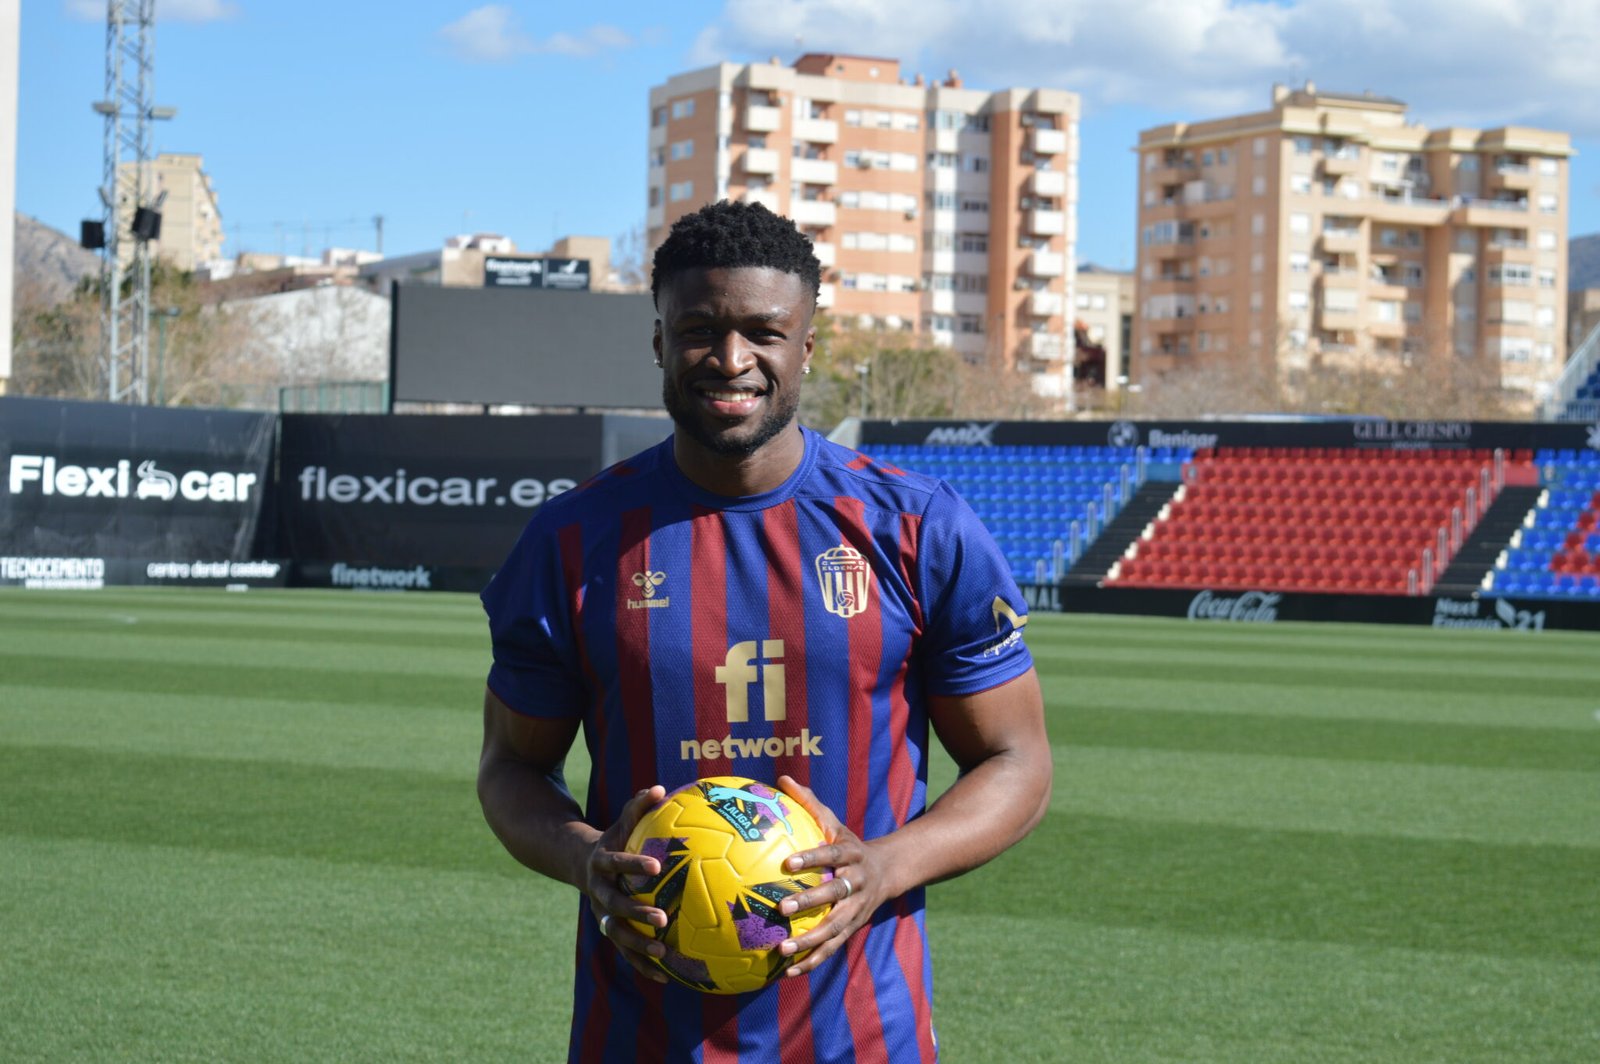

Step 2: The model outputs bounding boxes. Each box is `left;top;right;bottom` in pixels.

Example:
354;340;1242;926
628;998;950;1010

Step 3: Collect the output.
620;777;832;994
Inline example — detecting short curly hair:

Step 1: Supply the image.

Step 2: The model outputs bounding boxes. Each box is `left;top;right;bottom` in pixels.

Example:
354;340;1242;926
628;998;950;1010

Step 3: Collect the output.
651;200;822;308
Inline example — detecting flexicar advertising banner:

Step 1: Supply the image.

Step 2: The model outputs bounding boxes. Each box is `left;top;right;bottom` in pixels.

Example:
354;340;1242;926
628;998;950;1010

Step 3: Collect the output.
0;396;280;588
275;413;615;592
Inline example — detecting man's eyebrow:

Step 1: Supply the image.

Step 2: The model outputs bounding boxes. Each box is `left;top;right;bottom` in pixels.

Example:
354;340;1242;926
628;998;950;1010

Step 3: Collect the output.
675;306;793;324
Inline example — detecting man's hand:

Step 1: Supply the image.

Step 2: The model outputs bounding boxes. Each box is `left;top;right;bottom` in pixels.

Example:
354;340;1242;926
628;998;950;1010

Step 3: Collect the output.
771;775;891;977
586;785;672;983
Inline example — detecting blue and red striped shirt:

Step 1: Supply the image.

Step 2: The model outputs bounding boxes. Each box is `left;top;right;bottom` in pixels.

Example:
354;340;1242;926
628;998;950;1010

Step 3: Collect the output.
482;427;1033;1063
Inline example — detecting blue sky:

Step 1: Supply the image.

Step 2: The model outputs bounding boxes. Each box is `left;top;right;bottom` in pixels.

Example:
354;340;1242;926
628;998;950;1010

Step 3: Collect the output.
18;1;1600;271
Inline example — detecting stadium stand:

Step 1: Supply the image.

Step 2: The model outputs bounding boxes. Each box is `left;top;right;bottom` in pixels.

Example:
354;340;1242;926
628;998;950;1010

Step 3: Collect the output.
1483;449;1600;600
1105;446;1522;596
1540;321;1600;423
861;444;1191;583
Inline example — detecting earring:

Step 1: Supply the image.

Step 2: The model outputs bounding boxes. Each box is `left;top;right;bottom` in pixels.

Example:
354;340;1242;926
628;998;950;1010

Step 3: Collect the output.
654;356;662;368
803;365;812;375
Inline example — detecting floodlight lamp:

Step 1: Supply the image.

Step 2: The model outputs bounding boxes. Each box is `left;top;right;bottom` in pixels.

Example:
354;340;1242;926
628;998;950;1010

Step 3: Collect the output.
148;105;177;120
91;101;117;116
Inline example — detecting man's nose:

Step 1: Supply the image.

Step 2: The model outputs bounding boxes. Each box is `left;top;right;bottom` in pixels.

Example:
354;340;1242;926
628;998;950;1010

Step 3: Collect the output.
710;331;756;374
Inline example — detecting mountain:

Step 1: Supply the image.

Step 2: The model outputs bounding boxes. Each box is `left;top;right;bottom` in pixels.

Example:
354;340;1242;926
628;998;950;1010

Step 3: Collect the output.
14;212;100;305
1569;233;1600;291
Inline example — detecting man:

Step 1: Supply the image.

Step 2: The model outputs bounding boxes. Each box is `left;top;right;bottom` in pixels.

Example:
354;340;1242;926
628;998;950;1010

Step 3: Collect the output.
478;200;1051;1062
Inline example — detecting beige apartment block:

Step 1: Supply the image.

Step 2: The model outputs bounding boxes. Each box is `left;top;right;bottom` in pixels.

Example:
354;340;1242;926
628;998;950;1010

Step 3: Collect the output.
648;54;1080;400
117;152;225;272
1075;264;1134;391
1134;84;1571;401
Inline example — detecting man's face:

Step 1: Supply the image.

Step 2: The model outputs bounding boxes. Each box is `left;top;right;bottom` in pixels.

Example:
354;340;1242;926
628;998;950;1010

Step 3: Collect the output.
654;266;815;459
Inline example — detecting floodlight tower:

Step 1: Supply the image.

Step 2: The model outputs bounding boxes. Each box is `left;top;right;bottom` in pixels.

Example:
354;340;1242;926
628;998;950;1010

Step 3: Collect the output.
92;0;174;404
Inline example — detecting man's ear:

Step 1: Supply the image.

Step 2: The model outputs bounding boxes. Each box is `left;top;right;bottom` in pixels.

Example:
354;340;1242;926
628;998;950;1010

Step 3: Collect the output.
652;320;663;367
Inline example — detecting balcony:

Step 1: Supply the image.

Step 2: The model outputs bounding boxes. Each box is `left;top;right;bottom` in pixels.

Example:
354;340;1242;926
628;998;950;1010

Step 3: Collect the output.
1321;153;1359;175
1029;290;1063;317
743;148;780;175
812;241;835;268
1320;229;1362;254
1030;169;1067;197
1317;306;1359;332
1029;250;1064;277
794;117;838;144
791;158;837;185
928;289;954;314
817;283;835;309
1488;163;1534;191
791;199;837;227
1029;332;1068;360
1027;209;1065;236
741;188;780;212
1031;128;1067;156
745;105;781;133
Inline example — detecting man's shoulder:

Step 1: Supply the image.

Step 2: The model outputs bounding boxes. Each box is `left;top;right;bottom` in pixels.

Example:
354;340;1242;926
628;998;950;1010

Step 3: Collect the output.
806;431;946;507
539;441;667;522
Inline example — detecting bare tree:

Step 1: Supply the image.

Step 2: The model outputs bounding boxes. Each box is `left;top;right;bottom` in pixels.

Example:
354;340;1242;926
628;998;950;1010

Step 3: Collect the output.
611;221;650;292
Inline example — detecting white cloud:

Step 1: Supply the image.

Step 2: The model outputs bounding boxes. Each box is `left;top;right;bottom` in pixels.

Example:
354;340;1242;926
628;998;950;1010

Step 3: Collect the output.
439;7;639;64
700;0;1600;136
65;0;240;22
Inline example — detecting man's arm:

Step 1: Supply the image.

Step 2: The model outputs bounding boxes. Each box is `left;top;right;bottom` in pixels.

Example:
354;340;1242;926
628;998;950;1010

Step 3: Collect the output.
477;687;670;980
775;666;1051;974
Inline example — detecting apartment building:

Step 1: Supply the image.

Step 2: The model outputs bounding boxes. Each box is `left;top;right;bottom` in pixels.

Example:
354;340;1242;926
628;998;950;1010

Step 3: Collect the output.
1075;264;1135;391
647;54;1080;399
117;152;225;272
1134;84;1571;400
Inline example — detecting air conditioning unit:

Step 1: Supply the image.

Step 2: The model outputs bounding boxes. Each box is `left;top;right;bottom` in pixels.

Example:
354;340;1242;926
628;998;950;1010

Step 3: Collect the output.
904;208;918;220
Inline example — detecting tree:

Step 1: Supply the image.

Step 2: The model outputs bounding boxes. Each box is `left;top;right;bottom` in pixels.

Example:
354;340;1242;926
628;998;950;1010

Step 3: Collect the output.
611;221;650;292
10;261;272;407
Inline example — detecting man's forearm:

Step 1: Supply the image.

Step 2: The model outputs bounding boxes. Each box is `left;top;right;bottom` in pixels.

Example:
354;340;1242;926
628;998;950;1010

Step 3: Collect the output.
477;756;600;890
868;743;1052;898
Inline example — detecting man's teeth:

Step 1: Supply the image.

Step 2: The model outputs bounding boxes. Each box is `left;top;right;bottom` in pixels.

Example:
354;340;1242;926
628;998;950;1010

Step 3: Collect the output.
705;390;758;401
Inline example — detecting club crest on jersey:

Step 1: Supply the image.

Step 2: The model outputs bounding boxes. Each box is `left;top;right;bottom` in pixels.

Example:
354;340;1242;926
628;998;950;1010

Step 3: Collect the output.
629;570;669;609
815;545;872;619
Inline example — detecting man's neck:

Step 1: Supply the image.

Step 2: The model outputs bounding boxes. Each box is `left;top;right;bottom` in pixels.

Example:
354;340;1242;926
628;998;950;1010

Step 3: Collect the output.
672;426;806;498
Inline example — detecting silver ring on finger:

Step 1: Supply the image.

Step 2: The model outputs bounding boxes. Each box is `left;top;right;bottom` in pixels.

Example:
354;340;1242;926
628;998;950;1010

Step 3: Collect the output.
838;875;853;900
599;914;612;936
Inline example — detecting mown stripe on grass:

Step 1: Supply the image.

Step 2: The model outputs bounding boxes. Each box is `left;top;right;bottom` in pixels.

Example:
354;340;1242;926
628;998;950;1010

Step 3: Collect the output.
0;613;488;652
1048;745;1600;849
944;812;1600;962
0;651;482;708
1029;651;1595;700
0;743;518;876
1057;704;1600;771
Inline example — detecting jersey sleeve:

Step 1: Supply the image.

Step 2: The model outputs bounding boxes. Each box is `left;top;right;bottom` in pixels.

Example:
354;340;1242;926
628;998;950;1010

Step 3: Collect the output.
915;481;1035;696
479;513;586;719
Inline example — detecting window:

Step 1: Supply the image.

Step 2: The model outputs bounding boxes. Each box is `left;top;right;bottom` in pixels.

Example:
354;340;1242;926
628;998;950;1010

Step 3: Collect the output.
955;273;987;293
1253;136;1266;157
1537;229;1558;250
1489;264;1532;286
1538;193;1558;214
959;196;988;213
1251;213;1265;235
1455;230;1476;252
1538;157;1558;176
1202;151;1214;166
1372;300;1401;323
1250;291;1263;311
957;232;988;253
648;186;661;208
1458;154;1479;172
1536;305;1556;328
928;152;958;169
1218;148;1231;165
670;99;695;119
962;154;989;173
1252;175;1266;196
1401;263;1424;286
670;140;694;161
1250;252;1264;273
1289;252;1310;273
1536;342;1556;361
1537;268;1557;288
1403;302;1422;323
649;149;664;168
668;180;694;202
1289;212;1311;235
957;314;985;334
1290;173;1312;195
1287;290;1309;310
651;107;666;127
1294;136;1314;155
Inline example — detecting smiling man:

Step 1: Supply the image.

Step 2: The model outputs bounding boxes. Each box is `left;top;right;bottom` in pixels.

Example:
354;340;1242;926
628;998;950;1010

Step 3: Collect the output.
478;200;1051;1063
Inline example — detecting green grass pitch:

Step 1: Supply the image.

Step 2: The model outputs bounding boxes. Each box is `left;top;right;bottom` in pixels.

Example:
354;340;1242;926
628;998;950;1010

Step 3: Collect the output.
1;587;1597;1062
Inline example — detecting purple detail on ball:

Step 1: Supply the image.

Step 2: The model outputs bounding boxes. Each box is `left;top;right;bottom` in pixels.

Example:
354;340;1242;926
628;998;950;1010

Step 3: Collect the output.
639;837;677;864
730;903;788;950
745;782;790;819
661;948;711;983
